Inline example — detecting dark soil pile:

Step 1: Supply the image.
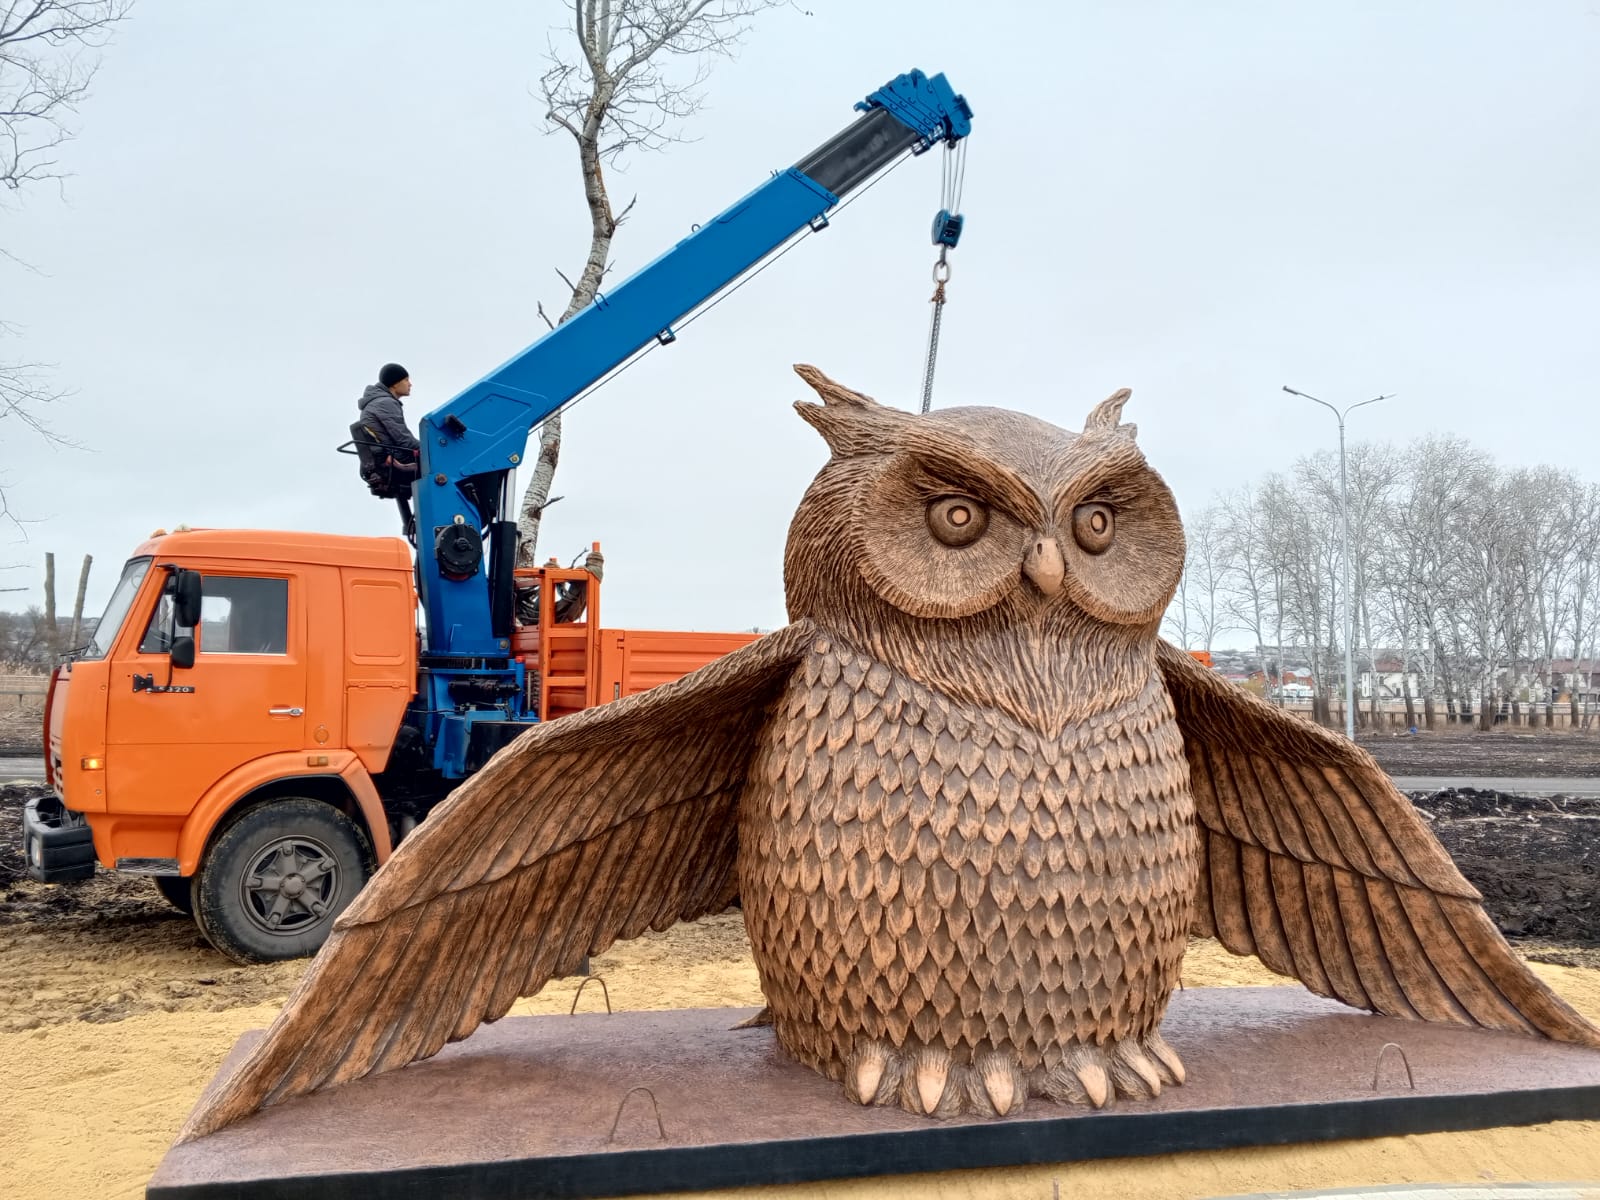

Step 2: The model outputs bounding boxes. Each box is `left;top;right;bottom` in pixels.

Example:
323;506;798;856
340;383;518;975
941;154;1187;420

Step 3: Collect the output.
1406;786;1599;956
0;783;162;928
1363;728;1600;777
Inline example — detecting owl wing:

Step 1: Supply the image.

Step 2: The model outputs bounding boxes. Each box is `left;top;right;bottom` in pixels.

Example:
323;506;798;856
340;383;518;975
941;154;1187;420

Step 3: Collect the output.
1155;639;1599;1047
177;619;818;1143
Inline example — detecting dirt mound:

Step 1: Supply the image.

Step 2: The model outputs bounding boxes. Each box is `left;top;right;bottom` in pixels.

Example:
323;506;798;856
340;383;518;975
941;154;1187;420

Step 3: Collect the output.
1;784;161;929
1362;727;1600;777
1406;786;1600;951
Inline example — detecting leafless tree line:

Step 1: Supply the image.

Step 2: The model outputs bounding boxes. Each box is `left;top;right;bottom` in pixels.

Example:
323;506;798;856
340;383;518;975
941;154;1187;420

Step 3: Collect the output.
1164;435;1600;731
0;548;90;669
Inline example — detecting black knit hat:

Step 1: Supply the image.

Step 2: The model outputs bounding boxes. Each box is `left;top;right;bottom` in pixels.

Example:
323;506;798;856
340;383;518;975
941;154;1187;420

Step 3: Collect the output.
378;362;409;389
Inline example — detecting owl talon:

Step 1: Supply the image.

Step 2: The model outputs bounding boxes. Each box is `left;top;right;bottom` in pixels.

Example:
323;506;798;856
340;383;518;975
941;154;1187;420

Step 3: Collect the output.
845;1040;897;1106
910;1047;951;1115
1110;1037;1163;1098
1073;1061;1112;1109
974;1050;1025;1116
1143;1030;1185;1086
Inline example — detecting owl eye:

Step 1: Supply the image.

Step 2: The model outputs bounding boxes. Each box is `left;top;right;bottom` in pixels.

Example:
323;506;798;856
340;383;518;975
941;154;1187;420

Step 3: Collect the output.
926;495;990;547
1072;502;1115;554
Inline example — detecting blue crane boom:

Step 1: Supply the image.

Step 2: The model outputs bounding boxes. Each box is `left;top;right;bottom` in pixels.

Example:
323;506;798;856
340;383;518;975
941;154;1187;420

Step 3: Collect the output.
405;67;971;774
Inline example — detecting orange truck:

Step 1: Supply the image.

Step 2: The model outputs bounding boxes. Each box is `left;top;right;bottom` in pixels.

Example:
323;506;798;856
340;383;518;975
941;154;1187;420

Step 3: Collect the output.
23;529;756;962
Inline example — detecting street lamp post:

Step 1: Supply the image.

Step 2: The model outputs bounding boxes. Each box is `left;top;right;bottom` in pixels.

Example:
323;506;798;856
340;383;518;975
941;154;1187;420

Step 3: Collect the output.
1282;385;1393;740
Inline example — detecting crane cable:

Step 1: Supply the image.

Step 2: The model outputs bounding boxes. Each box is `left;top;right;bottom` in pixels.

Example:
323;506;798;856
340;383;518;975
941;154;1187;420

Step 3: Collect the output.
918;252;951;415
920;139;968;414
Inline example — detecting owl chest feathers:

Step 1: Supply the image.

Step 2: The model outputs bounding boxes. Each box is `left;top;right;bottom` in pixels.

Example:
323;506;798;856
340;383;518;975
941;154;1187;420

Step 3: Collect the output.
739;634;1201;1063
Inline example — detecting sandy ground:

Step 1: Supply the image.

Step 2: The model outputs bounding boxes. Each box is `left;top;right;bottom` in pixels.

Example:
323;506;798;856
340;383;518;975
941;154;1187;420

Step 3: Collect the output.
2;909;1599;1200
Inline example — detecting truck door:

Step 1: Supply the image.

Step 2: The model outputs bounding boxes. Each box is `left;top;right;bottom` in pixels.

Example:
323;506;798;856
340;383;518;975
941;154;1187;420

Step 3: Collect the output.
106;572;307;818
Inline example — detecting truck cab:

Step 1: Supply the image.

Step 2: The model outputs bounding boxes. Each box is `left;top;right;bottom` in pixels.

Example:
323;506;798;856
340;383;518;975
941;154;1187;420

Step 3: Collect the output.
27;529;416;960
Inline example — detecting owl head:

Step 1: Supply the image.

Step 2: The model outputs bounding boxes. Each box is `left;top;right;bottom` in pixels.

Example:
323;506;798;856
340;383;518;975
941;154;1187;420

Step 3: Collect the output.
783;365;1185;724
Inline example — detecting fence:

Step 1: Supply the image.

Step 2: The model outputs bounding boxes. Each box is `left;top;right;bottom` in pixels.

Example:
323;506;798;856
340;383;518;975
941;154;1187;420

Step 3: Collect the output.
0;674;48;712
1276;697;1600;732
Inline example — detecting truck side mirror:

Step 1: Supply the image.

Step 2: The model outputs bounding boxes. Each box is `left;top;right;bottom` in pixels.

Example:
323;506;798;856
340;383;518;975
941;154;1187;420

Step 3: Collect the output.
174;569;203;629
170;634;196;670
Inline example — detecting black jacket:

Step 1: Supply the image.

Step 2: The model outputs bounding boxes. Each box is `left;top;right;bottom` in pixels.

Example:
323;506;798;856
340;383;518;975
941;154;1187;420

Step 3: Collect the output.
357;383;419;456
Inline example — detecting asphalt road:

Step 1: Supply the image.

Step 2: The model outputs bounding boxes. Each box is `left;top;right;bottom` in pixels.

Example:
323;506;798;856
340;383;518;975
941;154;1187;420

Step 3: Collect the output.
0;755;43;782
1392;775;1600;797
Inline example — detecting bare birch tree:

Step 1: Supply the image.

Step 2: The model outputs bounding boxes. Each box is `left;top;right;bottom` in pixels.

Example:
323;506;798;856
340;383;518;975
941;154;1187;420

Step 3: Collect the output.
1285;454;1348;726
1161;554;1192;648
1180;504;1230;651
1564;484;1600;726
1;1;132;523
1504;467;1579;726
1391;436;1490;725
1217;483;1285;700
515;0;790;567
1342;442;1400;726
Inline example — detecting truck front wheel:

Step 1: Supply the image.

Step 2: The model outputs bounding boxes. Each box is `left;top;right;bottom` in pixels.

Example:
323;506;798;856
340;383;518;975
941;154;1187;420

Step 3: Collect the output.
194;799;371;964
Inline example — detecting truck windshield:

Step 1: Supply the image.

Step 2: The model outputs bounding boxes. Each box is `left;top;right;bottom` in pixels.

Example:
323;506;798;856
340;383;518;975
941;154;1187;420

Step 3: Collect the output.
79;557;153;660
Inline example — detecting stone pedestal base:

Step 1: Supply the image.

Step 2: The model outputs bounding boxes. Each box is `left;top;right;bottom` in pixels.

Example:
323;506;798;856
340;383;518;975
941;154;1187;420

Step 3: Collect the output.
147;987;1600;1199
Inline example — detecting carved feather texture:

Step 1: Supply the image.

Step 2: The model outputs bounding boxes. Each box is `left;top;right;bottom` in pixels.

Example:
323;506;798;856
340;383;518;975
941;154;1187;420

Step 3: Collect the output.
741;634;1197;1088
1157;640;1599;1047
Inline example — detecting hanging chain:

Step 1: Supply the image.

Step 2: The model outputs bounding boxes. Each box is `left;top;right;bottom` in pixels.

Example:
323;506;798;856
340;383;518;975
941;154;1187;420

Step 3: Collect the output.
919;141;968;414
920;251;950;414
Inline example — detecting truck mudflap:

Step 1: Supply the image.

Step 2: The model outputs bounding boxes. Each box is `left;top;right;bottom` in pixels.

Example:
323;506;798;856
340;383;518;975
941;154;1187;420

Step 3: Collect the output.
22;795;97;883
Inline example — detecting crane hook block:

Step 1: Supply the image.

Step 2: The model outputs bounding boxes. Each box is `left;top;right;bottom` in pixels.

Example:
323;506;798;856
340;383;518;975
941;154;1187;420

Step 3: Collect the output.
932;209;964;249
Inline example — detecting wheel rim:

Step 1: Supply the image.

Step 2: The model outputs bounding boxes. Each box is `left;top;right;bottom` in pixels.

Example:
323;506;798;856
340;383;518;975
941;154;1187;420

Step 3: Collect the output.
239;834;343;938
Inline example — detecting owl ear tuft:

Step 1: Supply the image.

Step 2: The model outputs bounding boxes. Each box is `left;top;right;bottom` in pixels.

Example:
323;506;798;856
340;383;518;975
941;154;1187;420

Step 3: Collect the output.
794;399;884;457
1084;388;1137;441
794;363;879;409
793;364;901;457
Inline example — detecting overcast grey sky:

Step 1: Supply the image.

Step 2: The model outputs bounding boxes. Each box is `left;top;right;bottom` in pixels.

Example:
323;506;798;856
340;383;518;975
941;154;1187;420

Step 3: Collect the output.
4;0;1598;638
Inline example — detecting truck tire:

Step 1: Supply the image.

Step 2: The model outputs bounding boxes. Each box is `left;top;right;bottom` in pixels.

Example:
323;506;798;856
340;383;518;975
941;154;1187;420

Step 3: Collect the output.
194;799;370;964
152;874;194;916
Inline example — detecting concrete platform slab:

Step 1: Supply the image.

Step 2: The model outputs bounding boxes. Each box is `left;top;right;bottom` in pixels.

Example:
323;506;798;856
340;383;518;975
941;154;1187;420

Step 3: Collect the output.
146;987;1600;1200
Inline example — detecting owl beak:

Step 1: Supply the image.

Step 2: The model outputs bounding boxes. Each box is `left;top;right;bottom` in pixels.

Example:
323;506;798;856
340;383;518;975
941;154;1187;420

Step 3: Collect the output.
1023;535;1065;596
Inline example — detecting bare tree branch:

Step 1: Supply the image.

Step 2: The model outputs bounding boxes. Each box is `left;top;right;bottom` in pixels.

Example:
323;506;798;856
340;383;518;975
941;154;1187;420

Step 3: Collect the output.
516;0;792;568
1;0;132;195
2;0;133;519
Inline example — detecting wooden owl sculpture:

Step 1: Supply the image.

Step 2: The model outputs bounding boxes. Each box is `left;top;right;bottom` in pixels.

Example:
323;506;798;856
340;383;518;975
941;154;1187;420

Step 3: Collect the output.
179;365;1599;1141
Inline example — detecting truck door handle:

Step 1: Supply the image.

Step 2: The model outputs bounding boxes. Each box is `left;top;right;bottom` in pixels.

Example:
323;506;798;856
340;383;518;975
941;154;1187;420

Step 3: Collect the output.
269;707;304;717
